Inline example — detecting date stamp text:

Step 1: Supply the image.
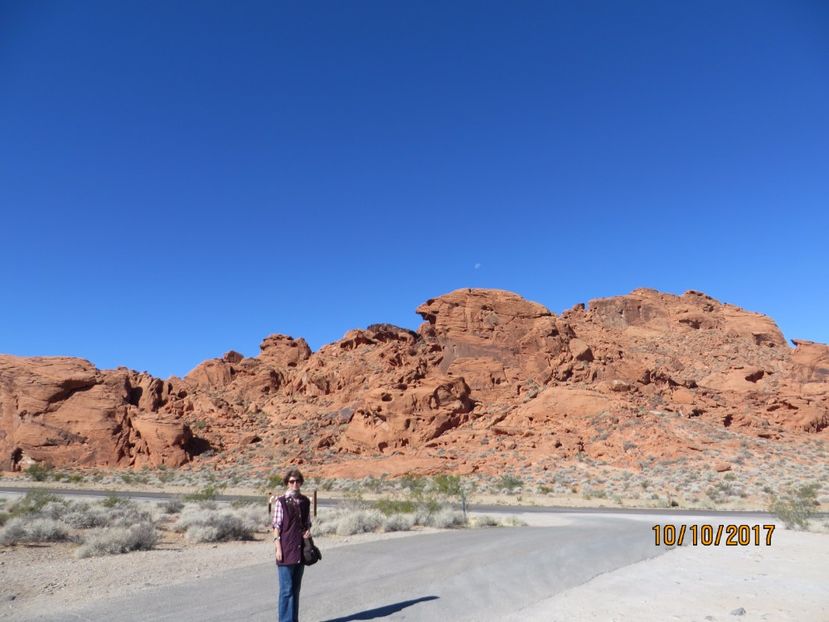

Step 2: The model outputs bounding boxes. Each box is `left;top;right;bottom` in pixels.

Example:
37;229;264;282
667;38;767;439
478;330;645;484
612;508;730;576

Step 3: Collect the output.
652;524;775;546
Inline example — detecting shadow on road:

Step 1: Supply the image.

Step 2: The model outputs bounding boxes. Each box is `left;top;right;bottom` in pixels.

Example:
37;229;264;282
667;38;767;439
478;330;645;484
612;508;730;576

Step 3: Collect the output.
320;595;439;621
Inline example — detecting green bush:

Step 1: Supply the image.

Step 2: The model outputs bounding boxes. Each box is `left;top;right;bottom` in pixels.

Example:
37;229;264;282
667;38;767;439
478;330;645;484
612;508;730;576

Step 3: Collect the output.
769;483;820;530
373;499;416;516
262;472;283;492
10;490;62;516
230;498;258;508
101;494;130;508
25;463;53;481
399;475;427;494
432;474;462;496
184;484;224;502
498;474;523;492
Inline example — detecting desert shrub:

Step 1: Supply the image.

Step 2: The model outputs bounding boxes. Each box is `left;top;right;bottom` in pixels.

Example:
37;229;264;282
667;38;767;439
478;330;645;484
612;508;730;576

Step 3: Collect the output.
95;499;153;528
312;517;334;536
62;503;112;529
471;515;500;528
10;490;62;516
430;474;474;518
431;475;462;496
0;512;8;527
312;511;343;536
175;506;258;542
335;510;383;536
341;490;368;511
76;522;158;558
769;483;820;530
184;485;224;502
498;474;523;493
399;475;427;493
0;519;27;544
262;472;283;492
101;494;130;508
172;507;203;533
25;463;53;481
158;498;185;514
502;516;528;527
0;517;70;544
26;518;71;542
37;500;72;520
185;515;252;543
425;509;466;529
373;499;416;516
382;513;415;532
119;472;149;485
230;498;258;508
361;476;385;493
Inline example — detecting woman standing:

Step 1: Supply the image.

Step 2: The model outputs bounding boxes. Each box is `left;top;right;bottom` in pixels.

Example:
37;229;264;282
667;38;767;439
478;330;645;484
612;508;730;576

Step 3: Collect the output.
272;468;311;622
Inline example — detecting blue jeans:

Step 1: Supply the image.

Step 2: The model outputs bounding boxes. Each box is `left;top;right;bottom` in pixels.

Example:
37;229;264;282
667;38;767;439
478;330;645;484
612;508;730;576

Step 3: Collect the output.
277;563;304;622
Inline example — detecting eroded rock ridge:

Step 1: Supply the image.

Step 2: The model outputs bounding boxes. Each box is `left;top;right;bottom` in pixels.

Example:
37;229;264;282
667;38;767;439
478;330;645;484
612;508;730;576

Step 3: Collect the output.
1;288;826;475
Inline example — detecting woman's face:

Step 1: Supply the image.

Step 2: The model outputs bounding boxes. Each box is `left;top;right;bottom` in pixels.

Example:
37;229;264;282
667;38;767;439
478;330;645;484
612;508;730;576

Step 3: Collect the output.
287;476;302;491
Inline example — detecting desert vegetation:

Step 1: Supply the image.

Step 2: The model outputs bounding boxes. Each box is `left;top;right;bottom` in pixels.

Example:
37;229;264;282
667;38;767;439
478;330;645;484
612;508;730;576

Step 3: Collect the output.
0;490;276;556
0;491;157;556
768;483;821;530
0;472;533;560
3;436;827;533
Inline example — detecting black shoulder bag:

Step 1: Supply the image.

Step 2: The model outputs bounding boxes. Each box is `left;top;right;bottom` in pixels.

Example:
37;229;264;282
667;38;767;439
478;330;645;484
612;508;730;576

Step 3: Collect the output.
302;536;322;566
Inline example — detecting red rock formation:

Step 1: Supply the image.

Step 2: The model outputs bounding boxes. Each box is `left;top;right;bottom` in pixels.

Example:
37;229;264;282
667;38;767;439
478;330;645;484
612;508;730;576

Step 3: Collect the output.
1;288;826;476
0;356;191;470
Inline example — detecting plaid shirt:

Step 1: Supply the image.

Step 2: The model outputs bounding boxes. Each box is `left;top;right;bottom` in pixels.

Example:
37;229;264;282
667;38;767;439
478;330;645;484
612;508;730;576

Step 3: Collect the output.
271;491;311;532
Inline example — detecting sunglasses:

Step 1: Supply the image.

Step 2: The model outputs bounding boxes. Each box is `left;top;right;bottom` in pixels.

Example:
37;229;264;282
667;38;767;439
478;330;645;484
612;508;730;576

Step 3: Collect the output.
288;479;301;484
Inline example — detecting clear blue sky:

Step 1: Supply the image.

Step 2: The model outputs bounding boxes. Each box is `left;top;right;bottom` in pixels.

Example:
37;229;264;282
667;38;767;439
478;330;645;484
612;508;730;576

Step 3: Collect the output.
2;1;827;378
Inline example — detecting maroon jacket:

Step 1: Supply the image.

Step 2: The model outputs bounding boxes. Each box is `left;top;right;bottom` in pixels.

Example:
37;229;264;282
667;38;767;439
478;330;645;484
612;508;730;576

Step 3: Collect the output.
276;494;310;566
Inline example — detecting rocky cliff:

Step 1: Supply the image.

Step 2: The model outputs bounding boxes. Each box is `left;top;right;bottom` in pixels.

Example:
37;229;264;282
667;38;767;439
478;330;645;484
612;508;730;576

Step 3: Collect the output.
2;288;826;476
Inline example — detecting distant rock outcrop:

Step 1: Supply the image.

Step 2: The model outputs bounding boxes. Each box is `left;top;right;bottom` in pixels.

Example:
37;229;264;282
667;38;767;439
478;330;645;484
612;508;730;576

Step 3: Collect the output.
0;356;191;470
1;288;826;475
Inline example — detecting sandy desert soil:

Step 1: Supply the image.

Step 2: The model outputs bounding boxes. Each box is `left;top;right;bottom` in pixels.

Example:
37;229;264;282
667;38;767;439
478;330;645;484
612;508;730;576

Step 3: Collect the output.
509;512;829;622
2;510;826;622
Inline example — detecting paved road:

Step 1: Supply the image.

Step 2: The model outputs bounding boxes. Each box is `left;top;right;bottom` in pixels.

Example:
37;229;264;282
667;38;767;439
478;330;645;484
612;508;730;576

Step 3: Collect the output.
28;515;667;622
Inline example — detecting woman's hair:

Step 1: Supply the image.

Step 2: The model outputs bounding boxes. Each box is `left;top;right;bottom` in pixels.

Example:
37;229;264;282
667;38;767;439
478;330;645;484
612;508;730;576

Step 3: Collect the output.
283;468;304;486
